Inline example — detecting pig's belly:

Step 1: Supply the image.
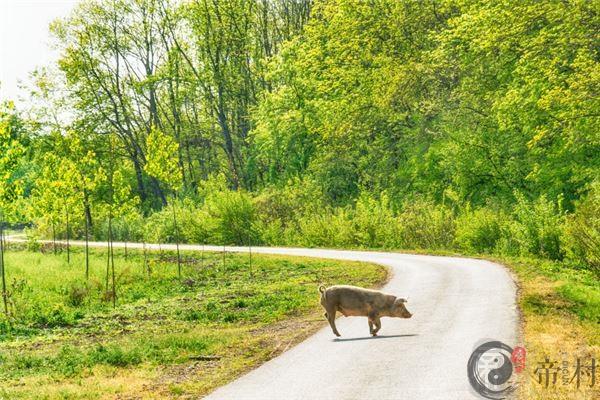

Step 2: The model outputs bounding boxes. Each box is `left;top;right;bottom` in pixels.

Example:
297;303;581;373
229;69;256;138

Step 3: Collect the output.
338;306;368;317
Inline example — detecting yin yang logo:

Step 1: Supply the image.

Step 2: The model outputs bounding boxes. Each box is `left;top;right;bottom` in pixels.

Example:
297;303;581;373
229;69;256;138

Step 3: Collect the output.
467;341;516;399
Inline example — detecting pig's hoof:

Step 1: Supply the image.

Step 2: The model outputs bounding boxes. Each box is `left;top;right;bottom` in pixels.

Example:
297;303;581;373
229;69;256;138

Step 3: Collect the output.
335;333;341;337
372;333;378;337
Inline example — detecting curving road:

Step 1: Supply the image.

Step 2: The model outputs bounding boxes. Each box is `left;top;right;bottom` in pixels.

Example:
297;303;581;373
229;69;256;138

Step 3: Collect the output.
6;238;519;399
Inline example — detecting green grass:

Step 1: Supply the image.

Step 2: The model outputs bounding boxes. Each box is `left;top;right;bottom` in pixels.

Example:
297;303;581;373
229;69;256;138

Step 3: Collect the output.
491;257;600;400
502;257;600;327
0;246;387;399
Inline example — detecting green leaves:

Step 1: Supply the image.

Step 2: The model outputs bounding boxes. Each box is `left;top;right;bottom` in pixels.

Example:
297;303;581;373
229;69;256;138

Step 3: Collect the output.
0;102;26;222
144;127;182;191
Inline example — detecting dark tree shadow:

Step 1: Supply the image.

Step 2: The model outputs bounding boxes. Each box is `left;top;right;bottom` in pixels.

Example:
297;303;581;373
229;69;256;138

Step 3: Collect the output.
333;334;418;342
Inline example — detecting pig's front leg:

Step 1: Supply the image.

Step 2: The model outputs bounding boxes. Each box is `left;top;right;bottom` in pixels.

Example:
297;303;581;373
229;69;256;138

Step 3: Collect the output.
372;317;382;336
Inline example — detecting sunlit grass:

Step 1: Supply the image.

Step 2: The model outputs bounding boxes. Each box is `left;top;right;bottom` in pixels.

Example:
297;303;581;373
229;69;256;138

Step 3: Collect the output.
501;257;600;400
0;246;387;399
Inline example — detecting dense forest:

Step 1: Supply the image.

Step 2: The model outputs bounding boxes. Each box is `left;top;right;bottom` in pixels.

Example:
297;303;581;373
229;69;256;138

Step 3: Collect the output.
1;0;598;274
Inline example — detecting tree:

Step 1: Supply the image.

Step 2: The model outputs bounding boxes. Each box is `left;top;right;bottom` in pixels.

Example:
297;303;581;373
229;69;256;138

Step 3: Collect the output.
0;101;26;315
144;126;183;275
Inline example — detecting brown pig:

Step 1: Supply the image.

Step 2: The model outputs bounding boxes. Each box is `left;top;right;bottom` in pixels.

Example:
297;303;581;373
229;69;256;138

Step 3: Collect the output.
319;285;412;337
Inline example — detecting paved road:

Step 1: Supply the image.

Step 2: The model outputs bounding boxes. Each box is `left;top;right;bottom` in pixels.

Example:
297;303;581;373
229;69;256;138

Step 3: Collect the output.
7;238;519;399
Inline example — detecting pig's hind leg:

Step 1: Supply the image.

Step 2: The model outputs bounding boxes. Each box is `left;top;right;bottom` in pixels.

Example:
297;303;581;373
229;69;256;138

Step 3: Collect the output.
326;307;341;337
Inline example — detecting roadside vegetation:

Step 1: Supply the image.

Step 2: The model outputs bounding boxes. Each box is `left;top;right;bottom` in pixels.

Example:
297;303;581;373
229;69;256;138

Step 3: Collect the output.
0;245;386;399
503;257;599;400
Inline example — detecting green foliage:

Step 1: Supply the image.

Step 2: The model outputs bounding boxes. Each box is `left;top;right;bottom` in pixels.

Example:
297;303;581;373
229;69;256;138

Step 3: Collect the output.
66;282;90;307
87;344;143;368
396;200;456;250
144;198;210;244
1;0;598;275
205;189;259;245
0;248;385;391
351;193;398;248
563;182;600;275
0;101;26;222
295;208;354;248
455;207;506;254
507;257;600;323
144;127;182;191
506;193;564;260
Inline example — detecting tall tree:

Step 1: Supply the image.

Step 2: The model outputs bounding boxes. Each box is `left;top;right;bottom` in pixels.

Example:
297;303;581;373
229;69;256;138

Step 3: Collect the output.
144;126;183;275
0;101;26;315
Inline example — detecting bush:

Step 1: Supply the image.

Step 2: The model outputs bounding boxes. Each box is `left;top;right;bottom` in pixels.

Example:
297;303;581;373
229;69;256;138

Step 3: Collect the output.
506;193;564;260
94;211;145;242
111;212;146;242
206;190;259;245
563;182;600;275
295;208;354;248
351;193;399;248
178;199;211;244
66;282;90;307
455;207;506;253
25;232;41;251
143;189;260;246
31;305;75;328
88;344;142;367
397;199;456;249
253;178;325;227
145;197;212;244
254;178;326;246
143;207;177;243
55;345;85;377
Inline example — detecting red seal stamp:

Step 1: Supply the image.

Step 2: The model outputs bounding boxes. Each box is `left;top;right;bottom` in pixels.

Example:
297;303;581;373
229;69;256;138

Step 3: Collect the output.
511;346;526;373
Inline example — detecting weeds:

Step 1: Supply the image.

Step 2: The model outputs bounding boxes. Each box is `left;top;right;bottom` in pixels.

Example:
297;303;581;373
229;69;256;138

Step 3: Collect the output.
0;248;385;398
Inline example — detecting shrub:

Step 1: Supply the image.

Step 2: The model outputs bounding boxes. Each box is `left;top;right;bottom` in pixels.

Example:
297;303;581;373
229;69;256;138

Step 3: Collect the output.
178;199;211;244
55;345;85;377
88;344;142;367
351;193;399;248
397;199;456;249
206;190;259;245
563;182;600;275
66;282;89;307
25;232;41;251
94;210;145;242
144;206;178;244
255;218;286;246
507;193;564;260
11;353;44;371
253;177;325;227
455;207;506;253
111;212;146;242
295;208;354;248
31;305;74;328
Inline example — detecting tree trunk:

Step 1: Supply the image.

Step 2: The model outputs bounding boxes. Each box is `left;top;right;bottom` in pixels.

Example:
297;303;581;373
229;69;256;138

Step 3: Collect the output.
52;222;57;255
85;211;90;280
66;205;70;264
0;215;8;315
171;200;181;278
84;197;93;231
132;156;148;203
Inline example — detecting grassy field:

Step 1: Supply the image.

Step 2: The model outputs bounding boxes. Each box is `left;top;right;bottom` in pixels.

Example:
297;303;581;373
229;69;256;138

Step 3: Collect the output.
1;243;597;399
499;257;600;400
0;245;387;399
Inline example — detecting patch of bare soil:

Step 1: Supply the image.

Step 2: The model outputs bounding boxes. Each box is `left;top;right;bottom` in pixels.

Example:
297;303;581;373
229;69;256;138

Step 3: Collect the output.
136;314;326;399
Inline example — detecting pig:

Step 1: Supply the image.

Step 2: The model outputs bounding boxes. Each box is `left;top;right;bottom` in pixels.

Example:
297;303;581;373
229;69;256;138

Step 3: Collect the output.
319;285;412;337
